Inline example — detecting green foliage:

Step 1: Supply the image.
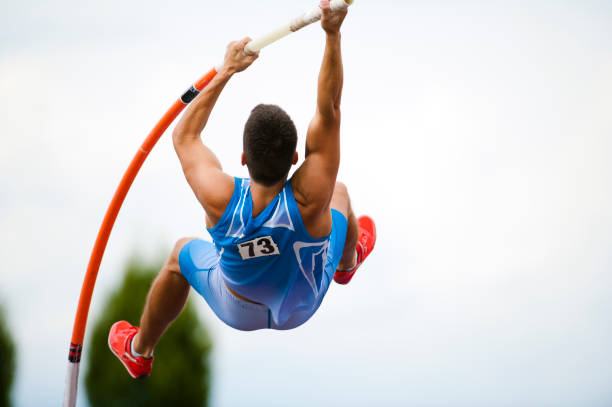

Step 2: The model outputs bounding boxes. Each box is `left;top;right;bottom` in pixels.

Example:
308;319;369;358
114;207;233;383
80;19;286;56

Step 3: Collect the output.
85;258;212;407
0;304;16;407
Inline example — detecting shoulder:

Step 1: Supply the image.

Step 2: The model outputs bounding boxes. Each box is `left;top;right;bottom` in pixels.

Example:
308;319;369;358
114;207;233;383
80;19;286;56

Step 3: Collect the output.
202;174;238;228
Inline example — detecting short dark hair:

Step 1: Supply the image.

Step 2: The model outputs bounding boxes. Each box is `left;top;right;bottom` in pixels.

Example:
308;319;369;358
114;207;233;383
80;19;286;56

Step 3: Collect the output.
243;104;298;186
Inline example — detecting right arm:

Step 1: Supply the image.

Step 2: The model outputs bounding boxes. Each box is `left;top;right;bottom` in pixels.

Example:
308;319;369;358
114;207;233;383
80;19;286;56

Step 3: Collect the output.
173;39;258;227
292;0;347;217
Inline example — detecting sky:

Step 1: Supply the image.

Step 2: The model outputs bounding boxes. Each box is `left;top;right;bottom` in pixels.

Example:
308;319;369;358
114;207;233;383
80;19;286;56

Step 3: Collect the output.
1;0;612;406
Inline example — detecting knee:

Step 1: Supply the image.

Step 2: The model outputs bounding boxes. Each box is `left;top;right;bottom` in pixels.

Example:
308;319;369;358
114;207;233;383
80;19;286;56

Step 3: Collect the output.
334;182;349;198
174;237;195;252
167;237;197;274
331;182;352;218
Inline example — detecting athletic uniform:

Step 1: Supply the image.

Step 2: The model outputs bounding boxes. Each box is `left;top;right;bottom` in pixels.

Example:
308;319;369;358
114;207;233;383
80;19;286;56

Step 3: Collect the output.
179;177;348;331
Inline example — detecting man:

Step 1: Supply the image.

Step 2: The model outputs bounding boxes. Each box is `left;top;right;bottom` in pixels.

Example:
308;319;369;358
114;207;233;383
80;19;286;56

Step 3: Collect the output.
109;0;376;379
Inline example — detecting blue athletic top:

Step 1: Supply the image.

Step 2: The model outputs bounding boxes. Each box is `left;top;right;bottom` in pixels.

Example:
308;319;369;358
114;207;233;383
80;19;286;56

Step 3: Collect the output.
207;177;332;326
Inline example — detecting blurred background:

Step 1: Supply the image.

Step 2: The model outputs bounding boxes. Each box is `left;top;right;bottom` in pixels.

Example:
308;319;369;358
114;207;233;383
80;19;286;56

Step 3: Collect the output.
1;0;611;406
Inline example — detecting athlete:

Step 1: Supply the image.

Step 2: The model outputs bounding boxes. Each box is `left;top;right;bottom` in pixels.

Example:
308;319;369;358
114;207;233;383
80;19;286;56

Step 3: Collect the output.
109;0;376;379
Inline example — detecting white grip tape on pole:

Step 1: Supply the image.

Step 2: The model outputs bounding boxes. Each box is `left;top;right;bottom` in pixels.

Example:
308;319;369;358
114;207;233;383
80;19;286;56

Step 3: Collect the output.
244;24;293;55
63;362;79;407
244;0;353;54
290;0;352;32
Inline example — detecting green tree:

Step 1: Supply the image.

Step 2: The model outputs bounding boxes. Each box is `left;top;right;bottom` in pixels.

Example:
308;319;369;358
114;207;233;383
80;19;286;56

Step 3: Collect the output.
85;258;212;407
0;303;16;407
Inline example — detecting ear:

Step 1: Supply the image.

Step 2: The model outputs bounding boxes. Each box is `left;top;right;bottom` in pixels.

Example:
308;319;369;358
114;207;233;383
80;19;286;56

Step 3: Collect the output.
292;151;298;165
241;152;247;166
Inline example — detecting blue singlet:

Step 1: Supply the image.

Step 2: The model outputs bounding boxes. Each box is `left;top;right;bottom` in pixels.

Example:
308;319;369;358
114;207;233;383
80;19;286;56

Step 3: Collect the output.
178;177;347;330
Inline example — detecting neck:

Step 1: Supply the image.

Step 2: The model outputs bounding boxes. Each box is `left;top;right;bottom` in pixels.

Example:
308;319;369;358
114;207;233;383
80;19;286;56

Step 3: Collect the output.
250;178;287;218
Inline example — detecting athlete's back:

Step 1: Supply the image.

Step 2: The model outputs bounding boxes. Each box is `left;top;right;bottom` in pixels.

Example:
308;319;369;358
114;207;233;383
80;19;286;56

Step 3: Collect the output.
209;178;339;326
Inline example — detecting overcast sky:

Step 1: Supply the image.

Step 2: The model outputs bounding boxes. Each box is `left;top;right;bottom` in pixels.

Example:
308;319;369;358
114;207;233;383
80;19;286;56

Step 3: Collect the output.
1;0;611;406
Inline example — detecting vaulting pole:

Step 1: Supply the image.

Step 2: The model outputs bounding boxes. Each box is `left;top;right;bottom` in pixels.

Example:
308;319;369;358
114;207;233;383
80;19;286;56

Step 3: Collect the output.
63;1;353;405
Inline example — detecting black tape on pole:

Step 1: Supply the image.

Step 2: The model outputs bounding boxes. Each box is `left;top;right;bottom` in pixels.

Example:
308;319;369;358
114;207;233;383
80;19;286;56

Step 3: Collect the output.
180;85;200;104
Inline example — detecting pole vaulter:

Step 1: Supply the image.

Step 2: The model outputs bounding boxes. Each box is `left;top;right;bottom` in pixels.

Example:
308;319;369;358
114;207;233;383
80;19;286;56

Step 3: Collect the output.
64;0;355;405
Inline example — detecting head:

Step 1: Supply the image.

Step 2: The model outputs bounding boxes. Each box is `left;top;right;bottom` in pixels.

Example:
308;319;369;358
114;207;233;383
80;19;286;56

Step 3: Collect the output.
242;104;298;186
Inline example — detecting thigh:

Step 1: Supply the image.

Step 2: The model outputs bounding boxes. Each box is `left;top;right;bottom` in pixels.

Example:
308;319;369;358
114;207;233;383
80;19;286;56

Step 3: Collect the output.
178;239;219;284
178;239;270;331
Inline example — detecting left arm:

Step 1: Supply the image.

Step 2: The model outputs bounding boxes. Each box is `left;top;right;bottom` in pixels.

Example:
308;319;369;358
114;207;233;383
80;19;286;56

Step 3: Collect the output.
172;38;258;226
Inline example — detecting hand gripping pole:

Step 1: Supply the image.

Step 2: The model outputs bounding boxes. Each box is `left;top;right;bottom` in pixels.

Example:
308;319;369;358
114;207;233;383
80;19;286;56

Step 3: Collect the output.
63;1;354;406
245;0;353;54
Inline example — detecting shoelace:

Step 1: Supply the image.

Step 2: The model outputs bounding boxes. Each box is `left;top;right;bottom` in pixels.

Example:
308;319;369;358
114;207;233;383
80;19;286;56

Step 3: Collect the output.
359;232;371;257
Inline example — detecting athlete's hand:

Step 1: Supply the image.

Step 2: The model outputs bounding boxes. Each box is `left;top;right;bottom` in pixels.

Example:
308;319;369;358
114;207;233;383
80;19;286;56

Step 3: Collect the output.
223;38;259;74
320;0;347;35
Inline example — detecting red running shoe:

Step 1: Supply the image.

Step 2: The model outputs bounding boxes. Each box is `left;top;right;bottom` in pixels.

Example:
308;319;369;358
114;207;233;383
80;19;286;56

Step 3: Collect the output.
108;321;153;379
334;215;377;285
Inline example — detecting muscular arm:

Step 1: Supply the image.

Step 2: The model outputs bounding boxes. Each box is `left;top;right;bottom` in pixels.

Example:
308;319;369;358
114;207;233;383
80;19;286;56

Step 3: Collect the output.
293;2;347;215
173;38;258;226
305;31;343;160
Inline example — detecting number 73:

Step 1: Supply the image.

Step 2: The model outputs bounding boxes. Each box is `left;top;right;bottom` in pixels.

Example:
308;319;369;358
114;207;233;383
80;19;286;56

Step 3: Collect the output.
238;236;280;260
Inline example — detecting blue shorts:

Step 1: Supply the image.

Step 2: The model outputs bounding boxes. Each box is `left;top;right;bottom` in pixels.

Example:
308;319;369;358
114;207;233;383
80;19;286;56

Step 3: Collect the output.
179;209;348;331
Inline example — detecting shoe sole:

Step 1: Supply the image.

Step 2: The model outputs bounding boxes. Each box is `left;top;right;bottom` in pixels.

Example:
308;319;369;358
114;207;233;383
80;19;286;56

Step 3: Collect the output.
334;269;356;285
107;334;150;380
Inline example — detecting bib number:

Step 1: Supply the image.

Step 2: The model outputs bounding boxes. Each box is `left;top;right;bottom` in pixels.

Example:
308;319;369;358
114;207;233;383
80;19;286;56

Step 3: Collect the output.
238;236;280;260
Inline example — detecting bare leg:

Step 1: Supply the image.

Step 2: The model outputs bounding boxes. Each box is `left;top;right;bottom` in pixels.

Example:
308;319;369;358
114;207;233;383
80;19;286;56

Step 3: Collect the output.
330;182;359;271
132;237;195;357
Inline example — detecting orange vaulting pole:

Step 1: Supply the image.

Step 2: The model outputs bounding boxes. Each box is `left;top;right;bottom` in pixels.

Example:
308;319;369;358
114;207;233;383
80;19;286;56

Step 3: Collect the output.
63;68;218;407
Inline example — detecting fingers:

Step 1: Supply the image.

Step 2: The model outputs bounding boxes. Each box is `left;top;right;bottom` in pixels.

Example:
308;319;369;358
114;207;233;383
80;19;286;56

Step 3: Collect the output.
241;37;258;57
223;37;259;73
229;37;256;56
240;37;252;50
239;37;260;58
227;38;251;53
245;50;260;60
320;0;331;14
